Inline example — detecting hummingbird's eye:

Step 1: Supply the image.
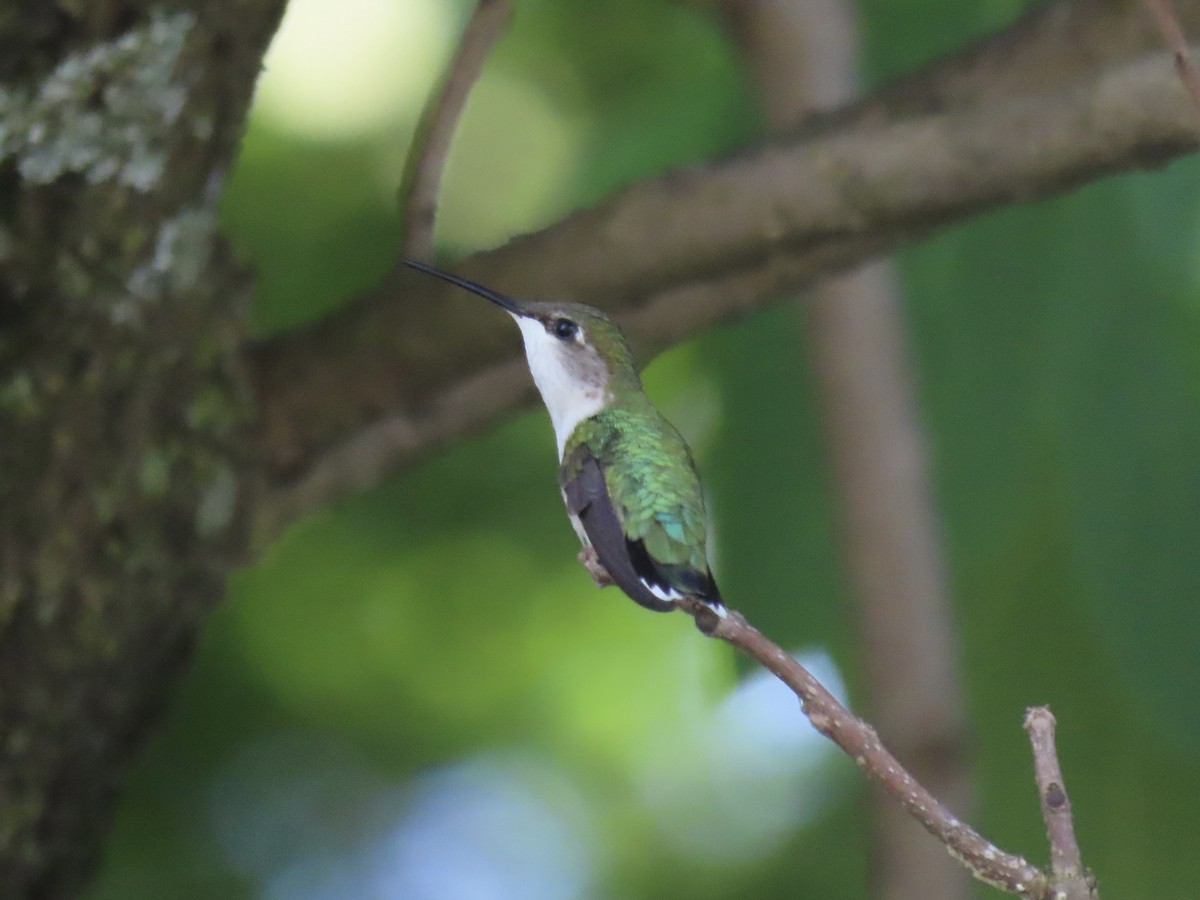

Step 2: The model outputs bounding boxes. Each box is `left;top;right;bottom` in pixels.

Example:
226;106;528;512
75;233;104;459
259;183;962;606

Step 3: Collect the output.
552;318;578;341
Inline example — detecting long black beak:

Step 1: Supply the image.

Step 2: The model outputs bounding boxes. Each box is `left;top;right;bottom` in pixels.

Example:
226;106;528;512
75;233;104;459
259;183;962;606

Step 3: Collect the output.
402;259;527;316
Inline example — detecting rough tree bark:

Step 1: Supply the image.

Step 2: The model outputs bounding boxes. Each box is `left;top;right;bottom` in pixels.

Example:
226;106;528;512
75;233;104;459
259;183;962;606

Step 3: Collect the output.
0;2;285;895
0;1;1197;896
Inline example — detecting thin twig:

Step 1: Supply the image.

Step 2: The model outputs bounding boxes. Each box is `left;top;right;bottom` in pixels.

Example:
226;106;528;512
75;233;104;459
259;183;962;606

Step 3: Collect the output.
676;598;1049;898
398;0;516;261
717;2;973;897
806;266;974;900
1024;707;1095;900
1143;0;1200;118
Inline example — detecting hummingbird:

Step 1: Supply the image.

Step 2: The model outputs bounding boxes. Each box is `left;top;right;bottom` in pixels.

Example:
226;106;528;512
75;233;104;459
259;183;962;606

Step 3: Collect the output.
404;260;725;617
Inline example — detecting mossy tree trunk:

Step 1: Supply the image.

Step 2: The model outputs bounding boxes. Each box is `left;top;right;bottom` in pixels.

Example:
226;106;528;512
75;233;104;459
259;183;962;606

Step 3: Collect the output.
0;3;284;895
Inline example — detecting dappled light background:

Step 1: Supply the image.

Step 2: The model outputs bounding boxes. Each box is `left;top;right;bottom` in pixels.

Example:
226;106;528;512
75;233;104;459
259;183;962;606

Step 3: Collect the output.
90;1;1200;898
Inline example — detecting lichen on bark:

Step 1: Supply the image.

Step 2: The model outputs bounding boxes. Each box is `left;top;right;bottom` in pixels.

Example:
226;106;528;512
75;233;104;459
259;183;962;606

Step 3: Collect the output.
0;10;195;189
0;2;286;896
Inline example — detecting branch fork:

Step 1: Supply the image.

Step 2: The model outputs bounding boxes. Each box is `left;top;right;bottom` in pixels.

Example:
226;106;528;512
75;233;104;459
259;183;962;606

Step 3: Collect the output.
674;596;1090;900
401;4;1107;894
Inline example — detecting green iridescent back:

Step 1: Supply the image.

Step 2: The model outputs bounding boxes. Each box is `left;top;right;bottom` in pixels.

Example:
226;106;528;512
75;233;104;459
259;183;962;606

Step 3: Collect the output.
560;396;711;580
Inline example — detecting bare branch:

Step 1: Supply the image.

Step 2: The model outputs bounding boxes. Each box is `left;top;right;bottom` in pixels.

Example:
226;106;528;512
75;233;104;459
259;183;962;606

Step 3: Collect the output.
252;52;1200;537
719;2;973;898
255;0;1200;503
254;357;534;545
797;0;1200;138
1143;0;1200;118
398;0;516;261
676;598;1049;898
806;264;975;900
1024;707;1095;900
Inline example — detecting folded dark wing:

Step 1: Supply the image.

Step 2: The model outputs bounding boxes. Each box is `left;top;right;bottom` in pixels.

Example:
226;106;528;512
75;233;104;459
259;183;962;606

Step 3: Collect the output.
561;446;677;612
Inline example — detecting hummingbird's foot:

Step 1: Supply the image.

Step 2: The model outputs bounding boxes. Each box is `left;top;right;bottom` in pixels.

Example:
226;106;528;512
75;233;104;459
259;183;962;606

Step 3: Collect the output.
578;547;615;588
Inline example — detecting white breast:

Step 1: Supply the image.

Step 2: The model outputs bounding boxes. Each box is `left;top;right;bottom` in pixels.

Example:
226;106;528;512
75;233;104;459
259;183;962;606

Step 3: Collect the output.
514;316;608;458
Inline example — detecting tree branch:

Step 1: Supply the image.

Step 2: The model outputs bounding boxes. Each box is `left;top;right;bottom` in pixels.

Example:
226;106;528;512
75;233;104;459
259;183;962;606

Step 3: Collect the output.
1143;0;1200;117
718;1;973;897
252;52;1200;540
1024;707;1095;900
835;0;1200;124
398;0;516;261
255;0;1200;496
677;598;1051;898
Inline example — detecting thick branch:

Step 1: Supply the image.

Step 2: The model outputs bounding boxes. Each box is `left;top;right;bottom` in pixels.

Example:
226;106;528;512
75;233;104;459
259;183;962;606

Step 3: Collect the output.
252;52;1200;539
677;599;1049;898
1143;0;1200;116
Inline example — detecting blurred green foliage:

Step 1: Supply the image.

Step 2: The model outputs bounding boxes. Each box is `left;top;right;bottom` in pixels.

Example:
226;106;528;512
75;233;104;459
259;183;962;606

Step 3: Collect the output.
90;0;1200;898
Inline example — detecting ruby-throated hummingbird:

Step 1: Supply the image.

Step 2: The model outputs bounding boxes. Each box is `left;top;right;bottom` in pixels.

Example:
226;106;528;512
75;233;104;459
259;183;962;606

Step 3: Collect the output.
404;260;725;616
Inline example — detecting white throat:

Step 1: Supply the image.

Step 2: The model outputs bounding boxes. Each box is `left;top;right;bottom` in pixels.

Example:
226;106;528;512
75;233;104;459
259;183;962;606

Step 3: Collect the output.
514;316;609;458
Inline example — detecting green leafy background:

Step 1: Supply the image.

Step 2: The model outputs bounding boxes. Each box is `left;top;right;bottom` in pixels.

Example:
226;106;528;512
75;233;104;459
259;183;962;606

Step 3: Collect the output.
89;0;1200;897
